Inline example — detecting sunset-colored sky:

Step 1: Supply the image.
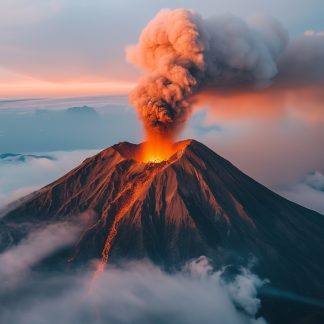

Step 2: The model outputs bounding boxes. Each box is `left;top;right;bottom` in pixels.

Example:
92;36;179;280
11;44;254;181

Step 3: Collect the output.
0;67;135;97
1;0;324;98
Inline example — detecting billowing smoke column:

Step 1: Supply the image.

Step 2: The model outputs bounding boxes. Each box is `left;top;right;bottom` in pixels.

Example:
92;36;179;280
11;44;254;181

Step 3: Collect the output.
127;9;288;141
127;9;205;140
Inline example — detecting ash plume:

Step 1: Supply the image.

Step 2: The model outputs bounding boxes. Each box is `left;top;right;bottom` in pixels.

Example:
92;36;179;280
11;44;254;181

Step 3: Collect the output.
127;8;324;140
127;9;205;139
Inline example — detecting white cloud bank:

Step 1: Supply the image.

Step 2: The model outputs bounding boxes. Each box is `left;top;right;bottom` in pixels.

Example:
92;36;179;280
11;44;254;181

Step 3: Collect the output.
276;171;324;214
0;215;267;323
0;250;267;324
0;149;98;208
0;220;84;288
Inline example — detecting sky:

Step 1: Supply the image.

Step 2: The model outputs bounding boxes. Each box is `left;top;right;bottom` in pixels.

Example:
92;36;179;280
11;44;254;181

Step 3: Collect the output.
1;0;324;98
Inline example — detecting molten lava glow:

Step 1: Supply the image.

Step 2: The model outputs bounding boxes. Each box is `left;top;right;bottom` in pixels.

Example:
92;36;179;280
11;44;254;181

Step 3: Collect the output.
139;137;177;163
90;164;162;284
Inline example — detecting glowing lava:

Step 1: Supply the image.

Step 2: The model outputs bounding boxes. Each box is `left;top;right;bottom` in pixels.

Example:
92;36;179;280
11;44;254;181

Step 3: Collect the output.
139;136;177;163
91;162;162;281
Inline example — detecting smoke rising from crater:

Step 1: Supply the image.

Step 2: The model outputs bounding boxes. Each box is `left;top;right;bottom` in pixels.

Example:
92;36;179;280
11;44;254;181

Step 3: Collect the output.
127;8;324;140
127;9;205;139
127;9;287;139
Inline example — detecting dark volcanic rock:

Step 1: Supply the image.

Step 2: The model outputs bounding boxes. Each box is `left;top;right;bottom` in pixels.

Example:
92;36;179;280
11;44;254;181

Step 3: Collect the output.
1;139;324;322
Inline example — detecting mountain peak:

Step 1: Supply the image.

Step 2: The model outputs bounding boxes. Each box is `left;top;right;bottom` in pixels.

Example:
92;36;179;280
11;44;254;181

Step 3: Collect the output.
104;139;220;171
110;139;195;162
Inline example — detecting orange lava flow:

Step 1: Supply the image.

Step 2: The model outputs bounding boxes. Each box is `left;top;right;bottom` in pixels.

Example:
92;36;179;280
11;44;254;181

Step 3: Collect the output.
90;166;161;283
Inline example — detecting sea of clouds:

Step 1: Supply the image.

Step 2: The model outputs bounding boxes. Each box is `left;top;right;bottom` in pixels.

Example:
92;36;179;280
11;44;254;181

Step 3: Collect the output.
0;149;98;209
0;218;267;324
275;171;324;214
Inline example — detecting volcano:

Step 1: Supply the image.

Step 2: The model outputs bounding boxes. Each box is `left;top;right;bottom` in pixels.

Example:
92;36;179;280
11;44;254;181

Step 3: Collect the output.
1;140;324;322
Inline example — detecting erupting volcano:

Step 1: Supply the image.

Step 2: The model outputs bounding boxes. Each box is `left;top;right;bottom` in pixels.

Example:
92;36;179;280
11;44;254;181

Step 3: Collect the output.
1;139;324;322
1;140;323;277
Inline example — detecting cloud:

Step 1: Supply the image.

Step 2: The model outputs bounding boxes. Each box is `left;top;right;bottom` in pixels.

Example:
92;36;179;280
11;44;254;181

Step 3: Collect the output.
183;113;324;188
225;268;265;316
275;171;324;214
0;254;267;324
0;150;98;208
195;86;324;124
276;31;324;87
304;171;324;191
304;30;324;37
0;220;84;287
191;32;324;133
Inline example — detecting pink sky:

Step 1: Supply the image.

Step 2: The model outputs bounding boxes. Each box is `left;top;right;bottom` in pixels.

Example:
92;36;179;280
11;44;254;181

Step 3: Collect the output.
0;68;135;98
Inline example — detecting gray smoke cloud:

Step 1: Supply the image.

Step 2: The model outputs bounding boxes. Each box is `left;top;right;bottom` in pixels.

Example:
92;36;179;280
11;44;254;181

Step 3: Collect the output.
276;30;324;87
127;8;324;139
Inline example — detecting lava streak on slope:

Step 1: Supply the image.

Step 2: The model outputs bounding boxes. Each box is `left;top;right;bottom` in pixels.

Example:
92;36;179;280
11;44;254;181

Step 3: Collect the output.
95;165;161;275
91;140;188;281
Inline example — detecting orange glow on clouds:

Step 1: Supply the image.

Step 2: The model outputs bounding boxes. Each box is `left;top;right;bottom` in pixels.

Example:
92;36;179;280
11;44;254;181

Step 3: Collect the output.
194;86;324;124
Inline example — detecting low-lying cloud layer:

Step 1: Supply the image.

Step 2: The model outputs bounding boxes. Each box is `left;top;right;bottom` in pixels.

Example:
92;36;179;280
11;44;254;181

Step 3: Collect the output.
276;171;324;214
0;221;84;287
0;223;267;324
0;150;97;208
